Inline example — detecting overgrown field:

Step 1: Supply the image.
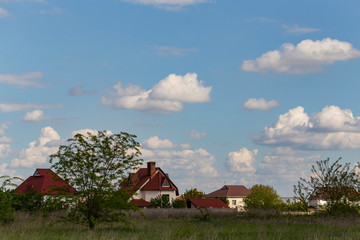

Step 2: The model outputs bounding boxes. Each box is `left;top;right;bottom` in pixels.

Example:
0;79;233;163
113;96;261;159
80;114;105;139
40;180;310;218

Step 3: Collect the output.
1;211;360;240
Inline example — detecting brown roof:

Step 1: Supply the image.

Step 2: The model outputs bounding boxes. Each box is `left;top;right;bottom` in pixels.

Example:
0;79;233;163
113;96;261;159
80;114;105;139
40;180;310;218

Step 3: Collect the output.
207;185;251;198
122;163;179;195
131;199;151;207
187;198;229;208
15;169;76;195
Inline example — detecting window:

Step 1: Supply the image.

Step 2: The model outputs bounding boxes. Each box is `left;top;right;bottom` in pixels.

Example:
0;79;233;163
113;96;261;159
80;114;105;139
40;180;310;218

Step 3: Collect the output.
232;200;237;205
162;194;170;202
162;179;170;187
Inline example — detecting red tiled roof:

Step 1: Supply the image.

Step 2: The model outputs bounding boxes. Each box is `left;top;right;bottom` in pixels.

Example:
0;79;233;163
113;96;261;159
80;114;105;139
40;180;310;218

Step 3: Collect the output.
123;164;179;195
15;169;76;195
207;185;251;198
131;199;151;207
187;198;229;208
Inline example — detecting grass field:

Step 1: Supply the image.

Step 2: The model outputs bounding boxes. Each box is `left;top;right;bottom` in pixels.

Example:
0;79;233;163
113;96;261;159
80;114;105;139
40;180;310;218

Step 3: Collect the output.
1;211;360;240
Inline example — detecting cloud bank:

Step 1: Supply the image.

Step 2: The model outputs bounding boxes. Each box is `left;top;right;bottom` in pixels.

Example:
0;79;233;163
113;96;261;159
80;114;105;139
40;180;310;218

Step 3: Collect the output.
102;73;212;113
241;38;360;74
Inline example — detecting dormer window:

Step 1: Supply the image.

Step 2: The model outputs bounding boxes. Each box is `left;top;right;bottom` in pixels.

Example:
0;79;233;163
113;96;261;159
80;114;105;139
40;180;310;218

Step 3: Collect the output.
33;170;41;176
162;179;170;187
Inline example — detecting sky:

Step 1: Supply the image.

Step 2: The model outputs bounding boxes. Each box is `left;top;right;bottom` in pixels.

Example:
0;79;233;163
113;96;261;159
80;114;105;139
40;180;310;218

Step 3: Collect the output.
1;0;360;196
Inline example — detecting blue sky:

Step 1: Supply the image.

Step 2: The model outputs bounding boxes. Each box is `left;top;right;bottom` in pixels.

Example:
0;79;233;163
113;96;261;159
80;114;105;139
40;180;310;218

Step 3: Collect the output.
1;0;360;196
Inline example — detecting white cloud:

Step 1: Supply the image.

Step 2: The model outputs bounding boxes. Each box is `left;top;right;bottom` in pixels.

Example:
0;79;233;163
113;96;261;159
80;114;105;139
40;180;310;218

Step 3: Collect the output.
0;123;12;158
142;136;174;149
122;0;209;10
0;7;10;18
0;102;61;112
185;129;207;140
282;25;320;34
0;72;46;88
10;126;61;168
243;98;280;111
241;38;360;74
22;110;50;122
226;148;257;173
154;46;198;56
102;73;211;114
255;105;360;150
68;85;97;96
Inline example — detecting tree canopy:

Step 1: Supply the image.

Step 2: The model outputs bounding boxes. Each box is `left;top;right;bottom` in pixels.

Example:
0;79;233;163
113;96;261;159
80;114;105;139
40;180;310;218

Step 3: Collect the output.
49;130;142;229
294;157;360;215
244;184;283;210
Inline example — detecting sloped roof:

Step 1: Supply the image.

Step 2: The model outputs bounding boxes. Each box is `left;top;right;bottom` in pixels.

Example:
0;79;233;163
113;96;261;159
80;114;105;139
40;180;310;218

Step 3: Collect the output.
131;199;151;207
123;166;179;195
187;198;229;208
207;185;251;198
15;169;76;195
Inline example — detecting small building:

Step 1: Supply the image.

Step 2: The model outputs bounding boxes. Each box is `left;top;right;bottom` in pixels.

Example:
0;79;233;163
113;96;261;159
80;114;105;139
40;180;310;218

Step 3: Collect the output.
207;185;251;210
123;162;179;207
308;187;359;208
186;198;229;209
15;168;76;195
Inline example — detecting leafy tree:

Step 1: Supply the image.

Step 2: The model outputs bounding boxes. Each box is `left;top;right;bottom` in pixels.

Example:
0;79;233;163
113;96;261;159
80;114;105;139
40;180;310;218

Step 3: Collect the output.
178;188;207;200
150;195;171;208
171;199;186;208
244;184;283;210
0;176;22;225
49;130;143;229
294;157;360;215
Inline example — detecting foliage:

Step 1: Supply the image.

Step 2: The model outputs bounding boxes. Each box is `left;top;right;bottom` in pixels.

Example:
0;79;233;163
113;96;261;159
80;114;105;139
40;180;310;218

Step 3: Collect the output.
171;199;186;208
49;130;143;229
0;176;22;225
244;184;283;210
150;195;171;208
193;208;211;222
178;188;207;200
294;157;360;215
12;189;44;212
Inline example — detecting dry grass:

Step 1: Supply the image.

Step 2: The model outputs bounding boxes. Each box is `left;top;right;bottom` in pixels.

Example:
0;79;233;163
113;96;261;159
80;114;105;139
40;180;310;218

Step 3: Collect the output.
1;210;360;239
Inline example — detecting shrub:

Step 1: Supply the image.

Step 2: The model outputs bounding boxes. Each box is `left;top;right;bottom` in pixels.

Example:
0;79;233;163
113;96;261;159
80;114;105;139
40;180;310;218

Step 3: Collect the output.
150;195;171;208
171;199;186;208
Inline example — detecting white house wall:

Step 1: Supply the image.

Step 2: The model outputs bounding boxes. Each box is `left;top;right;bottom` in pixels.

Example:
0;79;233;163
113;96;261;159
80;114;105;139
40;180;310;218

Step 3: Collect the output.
227;197;246;210
142;190;177;202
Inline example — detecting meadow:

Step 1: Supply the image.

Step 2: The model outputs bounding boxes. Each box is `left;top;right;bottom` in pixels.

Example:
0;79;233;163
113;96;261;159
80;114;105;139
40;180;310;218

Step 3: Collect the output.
1;211;360;240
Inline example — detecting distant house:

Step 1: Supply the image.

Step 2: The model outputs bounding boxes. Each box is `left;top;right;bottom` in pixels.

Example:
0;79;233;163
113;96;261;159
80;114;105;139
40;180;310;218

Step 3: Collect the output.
186;198;229;209
207;185;251;210
309;187;359;208
123;162;179;207
15;168;76;195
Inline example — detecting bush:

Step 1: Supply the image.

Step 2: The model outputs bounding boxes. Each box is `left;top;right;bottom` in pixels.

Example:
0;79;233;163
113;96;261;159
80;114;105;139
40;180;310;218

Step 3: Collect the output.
150;195;171;208
244;184;283;210
0;191;14;225
171;199;186;208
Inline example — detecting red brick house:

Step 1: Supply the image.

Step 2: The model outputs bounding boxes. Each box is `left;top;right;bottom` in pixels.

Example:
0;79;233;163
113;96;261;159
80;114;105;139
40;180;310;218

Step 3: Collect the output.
15;168;76;195
123;162;179;207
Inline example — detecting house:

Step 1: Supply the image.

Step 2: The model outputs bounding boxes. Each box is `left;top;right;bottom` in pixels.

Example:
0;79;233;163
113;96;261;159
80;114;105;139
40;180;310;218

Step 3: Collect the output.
308;187;360;208
15;168;76;195
123;162;179;207
207;185;251;210
186;198;229;209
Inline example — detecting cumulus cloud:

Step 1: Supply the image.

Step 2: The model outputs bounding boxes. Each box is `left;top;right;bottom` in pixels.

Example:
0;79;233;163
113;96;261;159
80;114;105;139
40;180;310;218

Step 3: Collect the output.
154;46;198;56
102;73;211;114
22;110;50;122
241;38;360;74
0;163;16;177
0;72;46;88
10;126;61;168
226;148;257;173
255;105;360;150
282;24;320;34
142;136;174;149
0;7;10;18
68;85;97;96
121;0;209;10
0;122;12;158
185;129;207;140
243;98;280;111
0;102;61;112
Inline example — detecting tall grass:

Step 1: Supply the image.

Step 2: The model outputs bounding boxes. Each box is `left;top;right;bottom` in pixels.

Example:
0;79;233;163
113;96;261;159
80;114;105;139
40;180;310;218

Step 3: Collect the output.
1;210;360;239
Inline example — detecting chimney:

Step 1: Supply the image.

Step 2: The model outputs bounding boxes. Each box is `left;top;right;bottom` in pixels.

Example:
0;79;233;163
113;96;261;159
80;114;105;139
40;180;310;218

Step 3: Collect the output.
147;162;156;176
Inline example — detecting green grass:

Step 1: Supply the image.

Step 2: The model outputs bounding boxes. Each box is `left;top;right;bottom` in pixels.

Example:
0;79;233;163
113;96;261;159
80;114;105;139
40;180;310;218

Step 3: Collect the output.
1;211;360;239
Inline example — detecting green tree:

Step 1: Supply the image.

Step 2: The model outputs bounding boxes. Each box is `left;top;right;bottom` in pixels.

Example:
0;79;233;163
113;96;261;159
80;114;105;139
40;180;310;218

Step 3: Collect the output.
49;130;143;229
0;176;22;225
150;195;171;208
244;184;283;210
294;157;360;215
179;188;207;200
